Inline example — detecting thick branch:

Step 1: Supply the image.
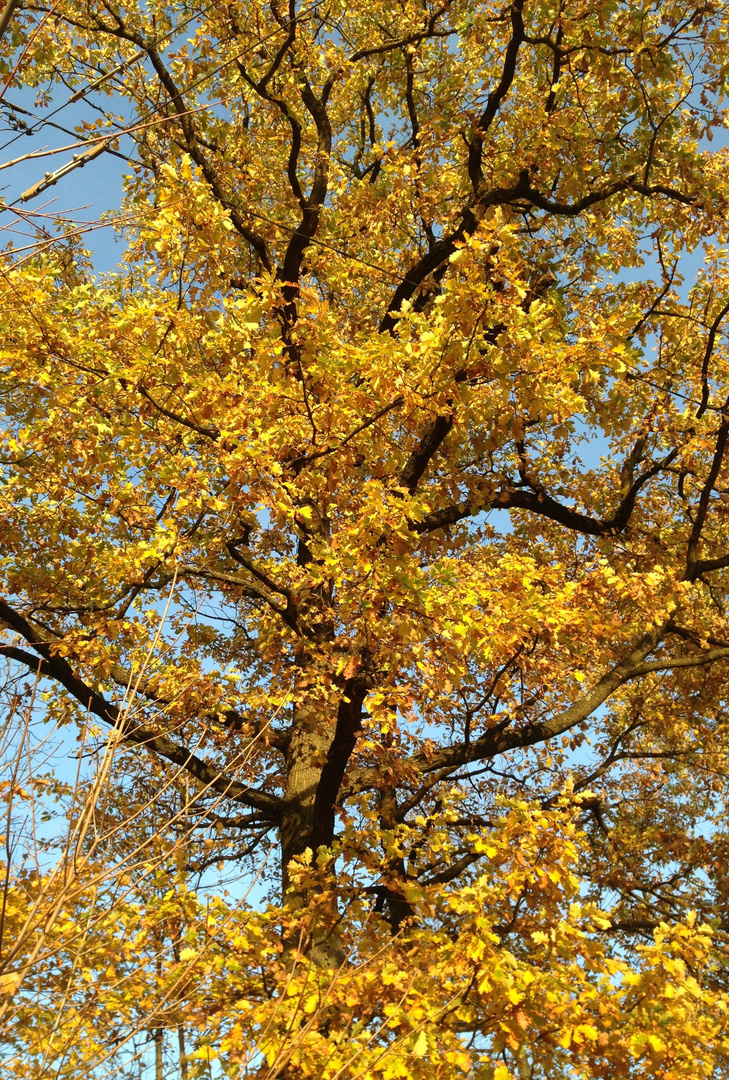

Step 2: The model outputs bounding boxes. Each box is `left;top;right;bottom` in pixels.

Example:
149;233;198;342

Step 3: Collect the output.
310;677;367;850
413;453;675;536
686;418;729;579
278;72;333;301
399;414;455;494
348;2;454;63
340;628;665;798
380;171;692;335
696;299;729;419
0;599;282;819
627;646;729;677
468;0;525;192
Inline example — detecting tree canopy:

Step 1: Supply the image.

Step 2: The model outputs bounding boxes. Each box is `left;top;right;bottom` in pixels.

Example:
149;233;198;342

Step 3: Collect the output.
2;0;729;1076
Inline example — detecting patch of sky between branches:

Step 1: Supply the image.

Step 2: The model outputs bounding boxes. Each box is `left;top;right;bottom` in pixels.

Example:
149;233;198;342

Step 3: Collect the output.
0;85;135;271
0;6;214;271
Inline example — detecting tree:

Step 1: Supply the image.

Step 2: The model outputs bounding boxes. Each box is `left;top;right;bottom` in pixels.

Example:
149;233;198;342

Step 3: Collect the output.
2;0;729;1074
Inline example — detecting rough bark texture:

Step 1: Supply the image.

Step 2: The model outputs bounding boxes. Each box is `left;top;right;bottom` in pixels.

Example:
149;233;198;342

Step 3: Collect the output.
280;675;367;894
280;696;336;892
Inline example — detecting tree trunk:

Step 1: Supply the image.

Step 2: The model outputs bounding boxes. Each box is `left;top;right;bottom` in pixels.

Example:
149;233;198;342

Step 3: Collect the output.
279;535;338;895
280;698;335;894
279;534;368;964
177;1025;187;1080
280;678;367;885
278;665;367;967
154;1028;164;1080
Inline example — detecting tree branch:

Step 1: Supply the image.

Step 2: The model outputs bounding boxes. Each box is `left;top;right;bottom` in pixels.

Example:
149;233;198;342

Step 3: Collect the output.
686;418;729;579
340;627;666;798
0;599;282;819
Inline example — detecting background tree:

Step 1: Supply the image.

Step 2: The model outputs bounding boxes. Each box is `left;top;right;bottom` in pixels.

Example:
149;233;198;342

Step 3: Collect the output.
2;0;729;1075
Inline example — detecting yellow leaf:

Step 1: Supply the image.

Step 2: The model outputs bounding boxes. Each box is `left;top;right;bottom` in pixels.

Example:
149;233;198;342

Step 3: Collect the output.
0;971;21;996
193;1047;218;1061
411;1030;428;1057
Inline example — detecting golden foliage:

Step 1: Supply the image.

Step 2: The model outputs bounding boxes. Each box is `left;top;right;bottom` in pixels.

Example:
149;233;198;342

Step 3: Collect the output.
1;0;729;1075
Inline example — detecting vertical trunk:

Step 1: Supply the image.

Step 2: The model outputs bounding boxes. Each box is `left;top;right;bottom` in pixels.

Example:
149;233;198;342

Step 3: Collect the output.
280;697;335;894
280;680;367;893
279;670;366;967
378;788;415;932
177;1025;187;1080
279;534;338;895
279;535;368;966
154;1028;164;1080
279;690;342;968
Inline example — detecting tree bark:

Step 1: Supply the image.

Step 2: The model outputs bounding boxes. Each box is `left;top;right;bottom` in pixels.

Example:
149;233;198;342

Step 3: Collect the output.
280;693;336;894
177;1025;187;1080
154;1028;164;1080
278;657;368;968
280;671;367;891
